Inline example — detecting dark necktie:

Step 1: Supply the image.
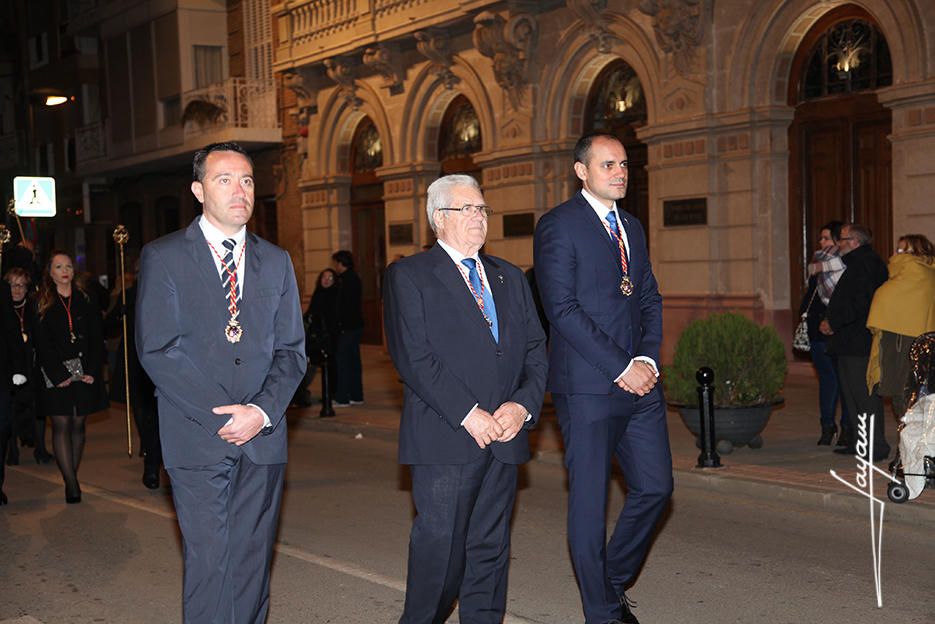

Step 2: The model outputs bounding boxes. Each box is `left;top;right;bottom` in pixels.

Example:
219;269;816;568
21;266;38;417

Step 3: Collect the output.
221;238;240;303
461;258;499;343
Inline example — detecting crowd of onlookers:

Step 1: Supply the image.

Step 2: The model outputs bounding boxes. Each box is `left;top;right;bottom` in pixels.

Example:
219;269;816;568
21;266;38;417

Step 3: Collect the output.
0;241;365;505
800;222;935;462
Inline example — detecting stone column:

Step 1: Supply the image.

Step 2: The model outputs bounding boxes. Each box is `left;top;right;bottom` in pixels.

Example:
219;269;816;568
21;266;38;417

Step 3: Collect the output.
878;80;935;239
298;174;351;294
378;163;441;258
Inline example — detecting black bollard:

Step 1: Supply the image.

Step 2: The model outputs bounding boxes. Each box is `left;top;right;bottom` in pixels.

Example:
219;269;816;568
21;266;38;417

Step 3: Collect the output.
696;367;722;468
319;350;335;418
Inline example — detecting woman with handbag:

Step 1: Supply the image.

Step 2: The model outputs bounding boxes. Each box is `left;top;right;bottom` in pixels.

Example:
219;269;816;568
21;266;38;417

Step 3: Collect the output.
799;222;848;446
33;251;108;503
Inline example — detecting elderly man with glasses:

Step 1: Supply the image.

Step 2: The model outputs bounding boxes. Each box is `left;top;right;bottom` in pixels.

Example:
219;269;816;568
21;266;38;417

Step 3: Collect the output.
383;174;548;624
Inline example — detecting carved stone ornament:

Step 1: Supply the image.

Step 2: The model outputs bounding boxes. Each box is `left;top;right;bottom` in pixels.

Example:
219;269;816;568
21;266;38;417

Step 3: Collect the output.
566;0;612;53
362;44;403;92
472;11;538;110
415;29;459;90
638;0;704;77
324;57;362;109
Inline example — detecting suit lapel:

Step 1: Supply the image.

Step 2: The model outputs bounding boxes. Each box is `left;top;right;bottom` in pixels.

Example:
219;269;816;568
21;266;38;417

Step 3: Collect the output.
243;231;262;301
482;254;509;348
577;193;620;267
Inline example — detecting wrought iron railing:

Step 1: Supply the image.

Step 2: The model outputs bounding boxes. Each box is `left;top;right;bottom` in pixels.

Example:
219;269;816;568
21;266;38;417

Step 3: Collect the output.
181;77;279;137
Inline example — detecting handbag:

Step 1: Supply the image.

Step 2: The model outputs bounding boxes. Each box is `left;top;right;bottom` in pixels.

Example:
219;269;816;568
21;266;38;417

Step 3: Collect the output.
793;288;819;353
42;357;84;389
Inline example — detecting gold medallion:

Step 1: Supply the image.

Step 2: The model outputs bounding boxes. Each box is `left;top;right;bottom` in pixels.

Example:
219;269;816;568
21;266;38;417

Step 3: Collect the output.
22;331;28;343
225;318;243;343
620;276;634;296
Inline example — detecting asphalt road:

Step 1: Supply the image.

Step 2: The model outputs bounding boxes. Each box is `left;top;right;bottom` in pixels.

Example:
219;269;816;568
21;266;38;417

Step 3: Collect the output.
2;414;934;624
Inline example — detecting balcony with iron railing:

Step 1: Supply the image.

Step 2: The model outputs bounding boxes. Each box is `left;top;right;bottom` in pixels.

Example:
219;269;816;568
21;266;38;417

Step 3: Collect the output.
74;77;280;175
272;0;498;68
181;77;280;141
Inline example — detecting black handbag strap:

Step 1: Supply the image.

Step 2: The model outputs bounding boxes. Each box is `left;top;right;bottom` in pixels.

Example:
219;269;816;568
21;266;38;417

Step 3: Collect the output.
802;286;819;318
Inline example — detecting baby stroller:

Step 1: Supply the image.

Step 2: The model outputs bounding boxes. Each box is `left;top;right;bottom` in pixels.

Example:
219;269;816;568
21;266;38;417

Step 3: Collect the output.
886;332;935;503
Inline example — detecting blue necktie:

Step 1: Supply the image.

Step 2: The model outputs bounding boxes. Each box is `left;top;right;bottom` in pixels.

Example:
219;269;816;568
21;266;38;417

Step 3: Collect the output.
605;211;629;263
461;258;499;343
221;238;241;303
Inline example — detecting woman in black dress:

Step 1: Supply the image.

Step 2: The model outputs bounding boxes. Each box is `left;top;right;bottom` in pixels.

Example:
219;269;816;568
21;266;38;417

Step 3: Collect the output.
33;251;108;503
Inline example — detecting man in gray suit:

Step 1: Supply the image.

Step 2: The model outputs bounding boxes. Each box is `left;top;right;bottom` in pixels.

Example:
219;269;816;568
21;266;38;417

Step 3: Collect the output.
136;142;306;623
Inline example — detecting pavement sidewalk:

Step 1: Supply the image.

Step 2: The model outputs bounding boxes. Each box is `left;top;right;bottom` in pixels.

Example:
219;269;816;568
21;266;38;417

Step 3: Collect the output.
294;345;935;528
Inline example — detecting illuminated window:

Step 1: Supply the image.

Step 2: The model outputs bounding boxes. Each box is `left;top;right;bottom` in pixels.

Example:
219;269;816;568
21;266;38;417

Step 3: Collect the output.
800;19;892;102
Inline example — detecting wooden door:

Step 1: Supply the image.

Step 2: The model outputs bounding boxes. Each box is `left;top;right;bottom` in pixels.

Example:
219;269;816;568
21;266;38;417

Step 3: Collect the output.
351;200;386;345
788;94;892;310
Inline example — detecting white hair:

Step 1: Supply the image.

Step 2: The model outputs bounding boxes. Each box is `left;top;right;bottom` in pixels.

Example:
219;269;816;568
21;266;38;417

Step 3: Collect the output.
426;174;482;233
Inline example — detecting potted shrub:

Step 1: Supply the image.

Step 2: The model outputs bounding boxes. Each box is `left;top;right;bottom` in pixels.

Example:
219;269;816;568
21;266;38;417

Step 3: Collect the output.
666;312;787;453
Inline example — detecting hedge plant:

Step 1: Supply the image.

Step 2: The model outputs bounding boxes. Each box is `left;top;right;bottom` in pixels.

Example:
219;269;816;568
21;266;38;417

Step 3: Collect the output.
665;312;787;407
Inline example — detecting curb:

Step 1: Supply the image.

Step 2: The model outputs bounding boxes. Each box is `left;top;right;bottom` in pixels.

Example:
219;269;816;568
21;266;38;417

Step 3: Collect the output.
296;413;935;530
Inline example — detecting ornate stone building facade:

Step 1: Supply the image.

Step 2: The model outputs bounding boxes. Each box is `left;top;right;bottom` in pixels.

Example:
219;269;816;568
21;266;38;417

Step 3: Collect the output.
271;0;935;357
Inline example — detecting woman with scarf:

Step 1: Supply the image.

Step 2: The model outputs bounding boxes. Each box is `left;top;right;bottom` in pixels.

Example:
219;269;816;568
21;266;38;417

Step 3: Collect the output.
801;221;849;445
866;234;935;421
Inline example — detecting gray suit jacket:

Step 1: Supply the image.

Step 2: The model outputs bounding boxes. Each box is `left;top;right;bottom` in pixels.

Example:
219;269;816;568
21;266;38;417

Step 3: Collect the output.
136;218;306;469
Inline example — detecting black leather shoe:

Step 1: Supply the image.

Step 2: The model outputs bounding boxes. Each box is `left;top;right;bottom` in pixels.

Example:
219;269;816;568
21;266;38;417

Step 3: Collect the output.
818;426;837;445
619;593;640;624
834;446;857;455
0;490;7;505
34;449;52;464
65;481;81;504
836;429;852;448
142;467;160;490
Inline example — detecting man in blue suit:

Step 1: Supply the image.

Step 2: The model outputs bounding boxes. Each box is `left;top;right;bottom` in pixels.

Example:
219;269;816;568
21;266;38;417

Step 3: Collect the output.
533;133;673;624
384;174;548;624
136;142;306;623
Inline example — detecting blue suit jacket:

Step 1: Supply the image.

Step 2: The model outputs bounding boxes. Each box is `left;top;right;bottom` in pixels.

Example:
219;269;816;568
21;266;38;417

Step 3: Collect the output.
533;192;663;395
383;245;548;465
136;218;306;469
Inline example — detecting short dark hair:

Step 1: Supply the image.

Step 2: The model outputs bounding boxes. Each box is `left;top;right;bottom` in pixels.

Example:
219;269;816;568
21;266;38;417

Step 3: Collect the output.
192;142;253;182
844;223;872;245
820;220;845;241
332;250;354;270
573;132;621;165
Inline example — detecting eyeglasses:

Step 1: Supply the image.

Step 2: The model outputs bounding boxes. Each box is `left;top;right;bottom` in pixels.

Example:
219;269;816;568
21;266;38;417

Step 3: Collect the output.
838;237;855;241
437;204;492;219
9;282;28;289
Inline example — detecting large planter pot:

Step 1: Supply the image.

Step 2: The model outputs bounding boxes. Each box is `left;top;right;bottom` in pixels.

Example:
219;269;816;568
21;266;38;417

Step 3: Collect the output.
675;402;780;454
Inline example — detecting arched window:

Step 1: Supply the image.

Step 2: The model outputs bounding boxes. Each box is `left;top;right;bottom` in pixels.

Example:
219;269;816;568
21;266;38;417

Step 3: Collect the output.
585;60;647;136
583;60;649;241
438;95;482;176
799;19;892;102
350;117;383;176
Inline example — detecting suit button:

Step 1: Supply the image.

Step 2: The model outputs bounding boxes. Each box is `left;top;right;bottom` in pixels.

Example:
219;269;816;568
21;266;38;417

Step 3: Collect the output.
234;358;242;365
496;350;503;357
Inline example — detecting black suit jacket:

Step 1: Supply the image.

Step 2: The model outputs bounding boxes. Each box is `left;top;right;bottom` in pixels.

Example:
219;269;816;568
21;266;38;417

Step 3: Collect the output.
533;192;663;396
136;218;306;469
826;244;888;356
383;244;548;465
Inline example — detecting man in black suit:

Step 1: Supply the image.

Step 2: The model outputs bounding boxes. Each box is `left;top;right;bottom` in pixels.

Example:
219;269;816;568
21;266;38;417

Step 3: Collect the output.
330;249;363;407
534;133;672;624
821;222;890;461
136;142;306;623
383;174;548;624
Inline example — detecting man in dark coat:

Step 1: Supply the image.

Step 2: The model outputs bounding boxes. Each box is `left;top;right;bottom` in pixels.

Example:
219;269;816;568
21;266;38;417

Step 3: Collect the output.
331;249;364;406
0;280;27;503
821;222;890;461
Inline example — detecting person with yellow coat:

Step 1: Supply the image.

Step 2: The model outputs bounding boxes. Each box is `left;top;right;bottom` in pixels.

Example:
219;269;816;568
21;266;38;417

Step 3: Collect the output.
866;234;935;419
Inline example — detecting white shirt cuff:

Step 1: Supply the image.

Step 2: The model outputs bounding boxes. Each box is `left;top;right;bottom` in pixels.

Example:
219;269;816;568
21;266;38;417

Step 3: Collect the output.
614;356;659;383
461;403;479;427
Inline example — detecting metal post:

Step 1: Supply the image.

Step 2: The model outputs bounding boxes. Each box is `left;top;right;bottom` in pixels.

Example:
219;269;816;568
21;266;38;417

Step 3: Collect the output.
319;350;335;418
696;366;722;468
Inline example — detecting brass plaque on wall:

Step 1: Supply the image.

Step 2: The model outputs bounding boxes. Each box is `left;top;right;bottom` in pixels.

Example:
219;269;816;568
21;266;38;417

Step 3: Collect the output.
663;198;707;227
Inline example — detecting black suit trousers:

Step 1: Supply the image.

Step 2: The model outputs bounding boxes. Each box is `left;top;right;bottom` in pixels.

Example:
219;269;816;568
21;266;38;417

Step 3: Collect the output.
401;452;518;624
167;455;285;624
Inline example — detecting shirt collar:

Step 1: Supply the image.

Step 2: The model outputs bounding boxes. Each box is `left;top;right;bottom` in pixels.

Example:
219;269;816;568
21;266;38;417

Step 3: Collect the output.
437;238;480;265
198;215;246;249
581;189;619;224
